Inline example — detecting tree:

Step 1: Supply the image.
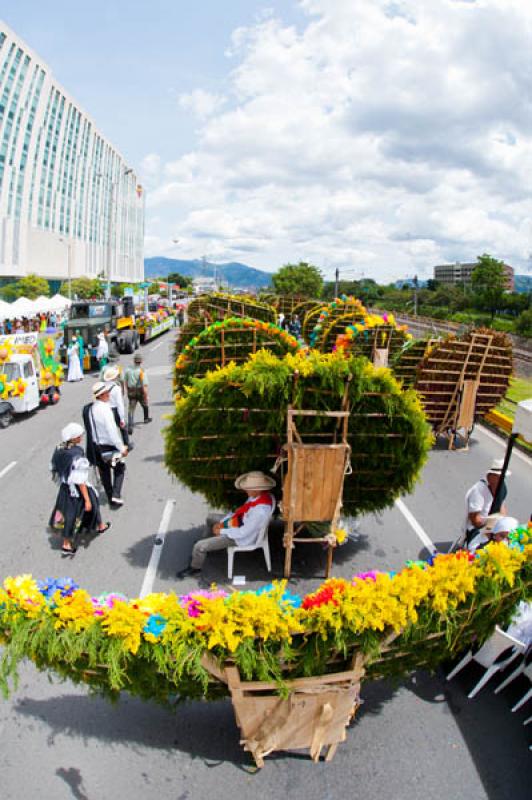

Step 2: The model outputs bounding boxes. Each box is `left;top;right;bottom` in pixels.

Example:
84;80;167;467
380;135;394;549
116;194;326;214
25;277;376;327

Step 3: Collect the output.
0;273;50;300
515;309;532;336
271;262;323;298
59;277;103;299
471;254;507;321
167;271;192;288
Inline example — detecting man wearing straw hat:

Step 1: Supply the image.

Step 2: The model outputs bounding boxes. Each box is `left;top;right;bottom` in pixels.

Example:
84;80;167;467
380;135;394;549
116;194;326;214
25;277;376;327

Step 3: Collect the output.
177;471;276;578
83;382;128;508
102;364;129;447
464;458;511;545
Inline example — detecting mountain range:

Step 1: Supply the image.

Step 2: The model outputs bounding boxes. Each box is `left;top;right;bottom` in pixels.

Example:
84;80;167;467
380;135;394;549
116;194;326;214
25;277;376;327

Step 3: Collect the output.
144;257;273;289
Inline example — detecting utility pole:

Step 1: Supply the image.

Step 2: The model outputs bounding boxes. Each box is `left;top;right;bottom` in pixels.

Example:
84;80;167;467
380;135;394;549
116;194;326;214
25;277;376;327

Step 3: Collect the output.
334;267;339;298
413;274;419;316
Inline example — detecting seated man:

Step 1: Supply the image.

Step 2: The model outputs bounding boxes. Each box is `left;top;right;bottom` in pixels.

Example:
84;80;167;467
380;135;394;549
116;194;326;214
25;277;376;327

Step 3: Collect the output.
464;458;510;545
177;471;276;578
468;516;518;553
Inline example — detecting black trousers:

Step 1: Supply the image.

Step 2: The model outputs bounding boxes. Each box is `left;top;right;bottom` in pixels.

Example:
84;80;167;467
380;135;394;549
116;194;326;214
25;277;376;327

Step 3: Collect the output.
94;445;126;502
112;407;130;446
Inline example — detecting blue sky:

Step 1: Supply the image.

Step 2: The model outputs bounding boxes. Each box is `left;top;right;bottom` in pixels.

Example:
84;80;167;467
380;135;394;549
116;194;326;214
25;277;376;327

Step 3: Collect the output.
3;1;532;281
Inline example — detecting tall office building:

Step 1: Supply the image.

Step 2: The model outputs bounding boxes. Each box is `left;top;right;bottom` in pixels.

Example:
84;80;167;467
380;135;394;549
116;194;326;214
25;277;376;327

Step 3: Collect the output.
0;21;144;285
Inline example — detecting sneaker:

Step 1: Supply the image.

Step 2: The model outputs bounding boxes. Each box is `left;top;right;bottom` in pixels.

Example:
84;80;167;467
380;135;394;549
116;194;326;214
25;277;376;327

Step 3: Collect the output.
144;417;153;424
176;566;201;579
111;497;124;506
127;428;133;435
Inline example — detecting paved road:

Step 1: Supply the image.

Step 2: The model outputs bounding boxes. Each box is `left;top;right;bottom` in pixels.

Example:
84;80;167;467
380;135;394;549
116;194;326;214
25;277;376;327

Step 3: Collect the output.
0;331;530;800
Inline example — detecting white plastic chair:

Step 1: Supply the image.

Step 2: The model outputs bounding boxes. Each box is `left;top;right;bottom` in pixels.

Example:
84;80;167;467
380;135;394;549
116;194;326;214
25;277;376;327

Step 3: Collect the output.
510;663;532;712
227;516;272;580
494;654;531;696
446;626;527;699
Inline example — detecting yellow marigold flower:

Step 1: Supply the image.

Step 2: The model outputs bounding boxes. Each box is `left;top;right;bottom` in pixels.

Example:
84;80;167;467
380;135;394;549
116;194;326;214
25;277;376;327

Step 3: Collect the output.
102;600;147;654
54;590;95;632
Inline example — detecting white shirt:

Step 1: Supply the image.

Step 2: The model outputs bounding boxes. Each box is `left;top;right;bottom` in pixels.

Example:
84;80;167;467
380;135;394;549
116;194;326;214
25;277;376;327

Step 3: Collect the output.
464;479;493;534
96;336;108;359
108;383;125;425
221;494;275;547
468;531;490;553
90;399;124;451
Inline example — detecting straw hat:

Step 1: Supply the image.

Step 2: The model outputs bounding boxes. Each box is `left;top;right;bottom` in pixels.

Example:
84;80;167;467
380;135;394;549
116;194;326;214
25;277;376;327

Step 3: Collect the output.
234;471;276;491
134;353;143;363
61;422;84;443
487;458;511;477
103;365;120;381
92;381;111;398
491;516;518;535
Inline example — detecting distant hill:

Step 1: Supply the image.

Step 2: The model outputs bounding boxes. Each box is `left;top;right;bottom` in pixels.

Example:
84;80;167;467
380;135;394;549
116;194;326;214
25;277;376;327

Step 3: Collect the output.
514;274;532;293
144;257;273;290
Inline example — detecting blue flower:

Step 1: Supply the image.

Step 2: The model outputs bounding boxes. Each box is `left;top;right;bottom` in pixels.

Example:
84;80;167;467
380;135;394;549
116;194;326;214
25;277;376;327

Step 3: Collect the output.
143;614;167;638
37;577;79;600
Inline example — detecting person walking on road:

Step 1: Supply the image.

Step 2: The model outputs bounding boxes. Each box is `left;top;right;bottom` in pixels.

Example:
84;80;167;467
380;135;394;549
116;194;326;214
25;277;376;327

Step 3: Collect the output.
67;340;83;382
75;329;85;373
49;422;110;555
96;331;109;369
83;382;128;508
124;353;152;435
102;364;130;447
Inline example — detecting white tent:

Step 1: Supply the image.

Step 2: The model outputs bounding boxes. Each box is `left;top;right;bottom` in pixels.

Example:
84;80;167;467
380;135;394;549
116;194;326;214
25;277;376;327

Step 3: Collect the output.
33;295;53;314
0;300;14;321
4;297;36;318
46;293;72;311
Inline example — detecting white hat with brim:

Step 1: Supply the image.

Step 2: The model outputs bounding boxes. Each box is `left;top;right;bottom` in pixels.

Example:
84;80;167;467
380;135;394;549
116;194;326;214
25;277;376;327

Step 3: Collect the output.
92;381;111;398
235;471;276;491
487;458;511;477
61;422;84;443
490;516;518;536
103;365;120;381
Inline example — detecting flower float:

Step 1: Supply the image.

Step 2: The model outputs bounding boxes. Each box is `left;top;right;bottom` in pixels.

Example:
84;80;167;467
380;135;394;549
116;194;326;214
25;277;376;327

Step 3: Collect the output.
0;543;530;706
0;373;13;400
188;292;276;325
0;340;14;365
174;316;304;393
8;377;27;398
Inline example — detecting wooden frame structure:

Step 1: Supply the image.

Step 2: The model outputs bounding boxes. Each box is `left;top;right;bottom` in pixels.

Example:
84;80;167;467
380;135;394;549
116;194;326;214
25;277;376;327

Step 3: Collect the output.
201;652;366;767
282;408;351;578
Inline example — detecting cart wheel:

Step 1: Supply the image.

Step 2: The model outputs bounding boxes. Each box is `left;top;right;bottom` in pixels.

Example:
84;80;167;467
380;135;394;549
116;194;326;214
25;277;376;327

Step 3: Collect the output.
0;408;13;428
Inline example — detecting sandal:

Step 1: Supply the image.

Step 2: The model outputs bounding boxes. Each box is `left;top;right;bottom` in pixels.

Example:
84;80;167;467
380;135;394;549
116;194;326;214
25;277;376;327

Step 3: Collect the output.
61;545;77;555
97;522;112;534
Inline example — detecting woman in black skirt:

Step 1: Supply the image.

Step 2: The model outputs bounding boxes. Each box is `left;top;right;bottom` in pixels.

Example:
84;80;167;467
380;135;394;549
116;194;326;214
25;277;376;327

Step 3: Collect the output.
50;422;110;555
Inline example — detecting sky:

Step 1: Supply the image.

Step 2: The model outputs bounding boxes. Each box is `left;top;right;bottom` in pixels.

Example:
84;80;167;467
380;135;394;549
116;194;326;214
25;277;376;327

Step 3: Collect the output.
3;0;532;282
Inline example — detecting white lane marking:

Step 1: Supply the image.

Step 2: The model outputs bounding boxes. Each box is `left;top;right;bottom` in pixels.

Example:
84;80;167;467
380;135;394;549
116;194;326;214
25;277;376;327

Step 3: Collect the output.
476;424;532;467
395;497;438;555
150;340;165;352
139;499;176;598
0;461;17;480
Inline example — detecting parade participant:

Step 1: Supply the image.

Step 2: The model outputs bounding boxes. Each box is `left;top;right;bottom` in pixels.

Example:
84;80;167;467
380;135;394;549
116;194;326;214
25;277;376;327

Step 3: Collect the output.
75;329;85;372
468;516;518;553
124;353;152;434
102;364;129;446
289;314;301;337
96;331;109;369
464;459;510;545
177;471;276;577
66;340;83;382
49;422;110;555
83;382;128;507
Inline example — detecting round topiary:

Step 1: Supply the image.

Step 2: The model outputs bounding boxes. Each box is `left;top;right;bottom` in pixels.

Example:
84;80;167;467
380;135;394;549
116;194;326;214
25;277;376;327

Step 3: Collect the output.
165;350;432;514
174;317;303;392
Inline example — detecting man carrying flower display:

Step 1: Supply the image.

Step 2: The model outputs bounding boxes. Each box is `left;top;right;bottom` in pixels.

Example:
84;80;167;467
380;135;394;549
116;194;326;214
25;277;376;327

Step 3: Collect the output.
463;458;510;546
177;471;276;578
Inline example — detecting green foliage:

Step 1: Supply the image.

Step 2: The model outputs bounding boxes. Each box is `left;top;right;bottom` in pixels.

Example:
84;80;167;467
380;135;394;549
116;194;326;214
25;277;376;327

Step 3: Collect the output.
0;274;50;300
167;271;193;287
471;254;508;320
59;277;103;299
272;262;324;298
165;350;432;513
516;309;532;336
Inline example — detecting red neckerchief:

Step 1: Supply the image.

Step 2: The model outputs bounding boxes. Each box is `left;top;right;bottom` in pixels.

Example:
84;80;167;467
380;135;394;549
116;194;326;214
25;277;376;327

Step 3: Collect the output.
224;492;272;529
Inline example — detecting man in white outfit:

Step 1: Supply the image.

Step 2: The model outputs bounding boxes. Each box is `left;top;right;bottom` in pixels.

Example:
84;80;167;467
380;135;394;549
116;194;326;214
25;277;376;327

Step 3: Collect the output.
102;365;129;447
177;471;276;577
464;458;510;545
85;382;128;507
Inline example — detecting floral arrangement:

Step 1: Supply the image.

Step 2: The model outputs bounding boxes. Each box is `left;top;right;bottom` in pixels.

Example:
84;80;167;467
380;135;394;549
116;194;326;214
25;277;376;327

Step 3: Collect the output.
188;293;276;325
174;317;304;393
304;295;367;348
165;349;432;513
1;543;530;705
335;312;411;352
38;338;63;388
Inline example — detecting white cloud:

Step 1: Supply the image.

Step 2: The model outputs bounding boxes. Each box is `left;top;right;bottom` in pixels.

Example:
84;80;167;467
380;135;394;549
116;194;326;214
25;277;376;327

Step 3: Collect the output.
178;89;226;119
143;0;532;280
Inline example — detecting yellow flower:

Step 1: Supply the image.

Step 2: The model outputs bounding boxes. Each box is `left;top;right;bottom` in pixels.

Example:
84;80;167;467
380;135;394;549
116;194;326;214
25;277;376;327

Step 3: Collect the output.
54;590;96;631
101;600;147;654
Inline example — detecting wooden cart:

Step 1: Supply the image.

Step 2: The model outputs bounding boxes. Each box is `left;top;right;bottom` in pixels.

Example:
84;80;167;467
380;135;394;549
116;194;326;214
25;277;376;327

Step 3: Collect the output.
282;408;351;578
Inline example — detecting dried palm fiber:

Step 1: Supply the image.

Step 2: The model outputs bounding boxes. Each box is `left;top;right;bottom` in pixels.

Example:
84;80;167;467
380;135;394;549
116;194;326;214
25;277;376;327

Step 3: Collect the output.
305;296;368;347
391;338;433;387
174;317;304;393
292;298;322;321
413;328;513;431
165;349;432;513
188;292;276;324
327;316;410;357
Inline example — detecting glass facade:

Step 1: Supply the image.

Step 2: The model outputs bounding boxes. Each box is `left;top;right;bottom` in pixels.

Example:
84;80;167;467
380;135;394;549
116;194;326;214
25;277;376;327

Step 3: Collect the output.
0;21;144;283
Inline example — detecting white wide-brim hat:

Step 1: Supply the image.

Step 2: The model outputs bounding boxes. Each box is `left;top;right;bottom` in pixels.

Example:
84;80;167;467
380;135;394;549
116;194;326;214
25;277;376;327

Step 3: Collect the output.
92;381;111;398
61;422;84;442
235;471;276;491
103;365;120;381
491;516;518;535
487;458;511;477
